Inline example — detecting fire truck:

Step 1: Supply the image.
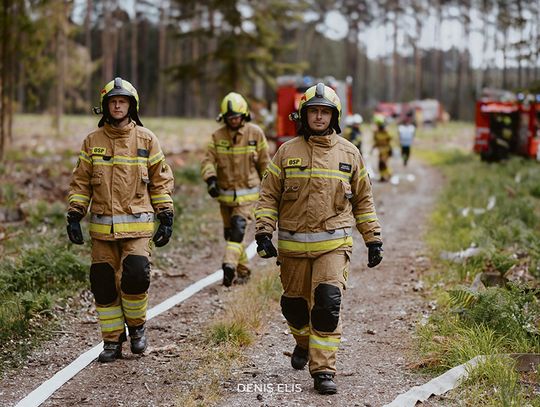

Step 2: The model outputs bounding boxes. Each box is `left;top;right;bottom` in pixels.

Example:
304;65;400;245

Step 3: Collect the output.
274;75;353;148
474;91;540;162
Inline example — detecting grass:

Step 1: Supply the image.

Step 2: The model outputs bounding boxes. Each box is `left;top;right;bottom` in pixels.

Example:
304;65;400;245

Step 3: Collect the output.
413;123;540;405
175;267;283;406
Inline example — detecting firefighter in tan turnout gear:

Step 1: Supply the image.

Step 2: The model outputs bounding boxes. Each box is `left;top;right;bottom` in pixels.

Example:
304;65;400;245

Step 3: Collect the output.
66;78;174;363
201;92;270;286
255;83;383;394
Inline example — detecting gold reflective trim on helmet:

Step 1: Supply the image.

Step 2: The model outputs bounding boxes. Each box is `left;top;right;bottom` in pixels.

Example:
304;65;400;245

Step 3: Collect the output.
298;83;342;121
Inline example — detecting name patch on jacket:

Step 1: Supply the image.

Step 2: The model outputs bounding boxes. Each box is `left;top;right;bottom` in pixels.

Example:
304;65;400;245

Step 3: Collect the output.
137;148;149;157
92;147;107;155
286;158;302;167
339;162;352;173
218;139;230;147
248;140;257;146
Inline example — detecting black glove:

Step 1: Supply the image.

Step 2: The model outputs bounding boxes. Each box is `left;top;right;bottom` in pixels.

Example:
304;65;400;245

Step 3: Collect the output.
153;211;174;247
256;233;277;258
367;242;383;268
66;211;84;245
206;176;219;198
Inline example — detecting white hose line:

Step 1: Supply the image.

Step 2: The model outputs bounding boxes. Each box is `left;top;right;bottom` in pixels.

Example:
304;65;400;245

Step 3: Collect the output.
383;355;486;407
14;240;258;407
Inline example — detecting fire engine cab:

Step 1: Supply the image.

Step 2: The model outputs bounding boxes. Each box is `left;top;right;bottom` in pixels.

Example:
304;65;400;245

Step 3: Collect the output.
274;75;353;149
474;92;540;162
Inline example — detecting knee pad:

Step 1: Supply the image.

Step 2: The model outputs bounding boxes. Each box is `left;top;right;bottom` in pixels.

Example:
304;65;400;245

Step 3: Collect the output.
280;296;309;329
121;255;150;294
90;263;117;304
229;215;247;243
224;227;232;241
311;284;341;332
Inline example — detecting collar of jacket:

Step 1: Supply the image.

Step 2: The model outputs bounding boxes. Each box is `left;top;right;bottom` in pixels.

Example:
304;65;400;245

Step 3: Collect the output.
306;130;338;148
104;121;135;138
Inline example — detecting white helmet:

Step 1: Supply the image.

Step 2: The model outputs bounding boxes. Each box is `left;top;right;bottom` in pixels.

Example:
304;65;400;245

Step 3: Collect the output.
346;113;363;126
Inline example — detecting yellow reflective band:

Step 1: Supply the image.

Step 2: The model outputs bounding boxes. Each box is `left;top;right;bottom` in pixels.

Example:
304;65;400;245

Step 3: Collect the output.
358;167;368;180
215;145;257;154
96;306;123;319
149;151;165;165
207;142;216;150
217;193;259;204
255;208;278;221
201;163;216;176
99;319;126;332
285;167;351;181
257;139;268;151
122;296;148;320
355;212;378;224
289;325;309;337
151;194;173;204
278;236;353;252
226;241;243;254
89;223;112;234
92;155;148;166
113;222;155;233
267;161;281;177
239;250;248;264
69;194;90;204
79;151;92;164
309;335;340;351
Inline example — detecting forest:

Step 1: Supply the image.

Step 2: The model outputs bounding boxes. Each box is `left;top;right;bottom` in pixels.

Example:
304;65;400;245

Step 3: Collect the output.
0;0;539;158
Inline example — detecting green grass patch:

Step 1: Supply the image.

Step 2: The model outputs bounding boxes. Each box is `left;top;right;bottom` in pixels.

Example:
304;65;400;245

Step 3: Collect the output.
414;123;540;405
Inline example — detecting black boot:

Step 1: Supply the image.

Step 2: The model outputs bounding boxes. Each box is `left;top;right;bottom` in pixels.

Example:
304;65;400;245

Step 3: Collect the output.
234;270;251;285
98;342;122;363
313;372;337;395
291;345;308;370
222;263;235;287
128;325;147;354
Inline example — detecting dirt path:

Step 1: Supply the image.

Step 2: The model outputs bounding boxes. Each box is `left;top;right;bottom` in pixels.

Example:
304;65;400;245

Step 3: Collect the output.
1;151;442;407
220;156;442;407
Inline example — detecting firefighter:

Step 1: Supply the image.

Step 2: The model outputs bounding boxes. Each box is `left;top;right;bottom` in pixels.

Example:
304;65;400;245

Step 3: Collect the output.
66;78;174;363
398;111;416;166
343;114;363;153
201;92;271;287
255;83;383;395
372;113;393;181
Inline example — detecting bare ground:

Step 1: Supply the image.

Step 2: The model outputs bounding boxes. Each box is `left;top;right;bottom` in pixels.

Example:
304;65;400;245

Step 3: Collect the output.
0;150;443;407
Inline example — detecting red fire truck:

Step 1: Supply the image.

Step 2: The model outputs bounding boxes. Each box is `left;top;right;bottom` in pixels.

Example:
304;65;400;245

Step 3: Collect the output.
274;75;353;148
474;93;540;162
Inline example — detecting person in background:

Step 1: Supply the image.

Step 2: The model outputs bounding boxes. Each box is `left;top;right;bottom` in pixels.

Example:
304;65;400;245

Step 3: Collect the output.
201;92;270;286
343;113;363;153
398;111;416;166
371;113;393;182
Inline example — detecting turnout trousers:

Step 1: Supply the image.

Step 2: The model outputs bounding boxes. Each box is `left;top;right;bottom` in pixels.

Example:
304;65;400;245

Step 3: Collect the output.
90;238;152;342
278;248;350;375
220;203;254;278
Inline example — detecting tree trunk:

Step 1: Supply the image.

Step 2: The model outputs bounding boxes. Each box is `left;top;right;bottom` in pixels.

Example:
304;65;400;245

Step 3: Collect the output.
131;0;138;86
392;10;399;101
156;3;167;116
84;0;92;105
54;0;68;135
102;0;113;82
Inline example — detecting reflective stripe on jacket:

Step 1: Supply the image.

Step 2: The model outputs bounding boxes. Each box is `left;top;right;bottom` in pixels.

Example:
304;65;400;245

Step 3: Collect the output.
67;122;174;240
256;132;381;257
201;122;270;206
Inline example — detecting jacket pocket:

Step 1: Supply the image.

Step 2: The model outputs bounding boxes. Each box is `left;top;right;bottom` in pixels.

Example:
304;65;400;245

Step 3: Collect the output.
283;181;300;201
335;180;352;212
90;172;102;186
129;204;152;215
137;167;150;198
278;219;298;231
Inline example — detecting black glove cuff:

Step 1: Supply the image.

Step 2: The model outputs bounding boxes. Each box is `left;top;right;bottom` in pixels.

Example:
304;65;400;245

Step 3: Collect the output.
366;242;383;248
67;211;83;223
157;211;174;226
256;233;272;242
206;176;217;185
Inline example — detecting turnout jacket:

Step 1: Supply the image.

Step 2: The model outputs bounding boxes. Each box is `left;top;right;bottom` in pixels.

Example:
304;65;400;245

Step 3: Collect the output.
67;122;174;240
201;122;270;206
255;132;382;257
